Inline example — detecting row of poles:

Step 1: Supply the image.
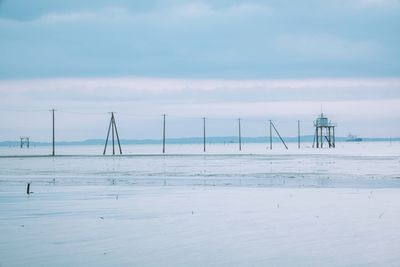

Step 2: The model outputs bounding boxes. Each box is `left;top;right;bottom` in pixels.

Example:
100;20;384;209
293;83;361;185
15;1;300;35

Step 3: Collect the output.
41;110;303;156
103;113;300;155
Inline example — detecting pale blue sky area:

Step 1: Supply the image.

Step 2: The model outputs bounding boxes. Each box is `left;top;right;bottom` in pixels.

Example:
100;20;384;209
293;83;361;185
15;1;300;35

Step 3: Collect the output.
0;1;399;140
0;0;399;79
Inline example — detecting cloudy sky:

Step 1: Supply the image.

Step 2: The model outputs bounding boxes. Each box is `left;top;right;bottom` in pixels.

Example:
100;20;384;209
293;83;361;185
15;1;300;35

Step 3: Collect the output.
0;0;399;140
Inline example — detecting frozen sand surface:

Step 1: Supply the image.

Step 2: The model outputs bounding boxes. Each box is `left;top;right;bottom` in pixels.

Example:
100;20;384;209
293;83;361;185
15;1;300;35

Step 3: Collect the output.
1;142;400;266
1;142;400;156
1;186;400;267
1;142;400;188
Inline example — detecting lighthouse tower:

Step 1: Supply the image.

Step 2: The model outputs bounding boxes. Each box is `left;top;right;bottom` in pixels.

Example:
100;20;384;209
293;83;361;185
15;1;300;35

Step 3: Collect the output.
313;113;336;148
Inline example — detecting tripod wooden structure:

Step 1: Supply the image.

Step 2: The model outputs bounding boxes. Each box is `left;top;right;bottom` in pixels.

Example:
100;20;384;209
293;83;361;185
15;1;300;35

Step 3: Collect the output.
103;112;122;155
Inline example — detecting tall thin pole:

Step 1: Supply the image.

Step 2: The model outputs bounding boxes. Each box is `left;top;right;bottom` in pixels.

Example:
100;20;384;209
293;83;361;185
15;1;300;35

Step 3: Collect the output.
203;117;206;152
320;127;323;148
111;113;115;155
52;109;55;156
162;114;166;154
238;118;242;151
298;120;300;149
328;127;331;148
269;120;272;150
103;113;113;155
113;115;123;155
313;127;317;148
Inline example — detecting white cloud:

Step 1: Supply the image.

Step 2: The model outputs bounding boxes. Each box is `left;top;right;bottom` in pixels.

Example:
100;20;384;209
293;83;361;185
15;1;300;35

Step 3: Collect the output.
2;77;399;91
0;77;399;139
0;77;399;116
275;34;381;60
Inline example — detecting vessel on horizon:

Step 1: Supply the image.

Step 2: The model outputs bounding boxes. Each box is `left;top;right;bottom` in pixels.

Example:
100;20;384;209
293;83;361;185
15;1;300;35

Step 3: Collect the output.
346;134;363;142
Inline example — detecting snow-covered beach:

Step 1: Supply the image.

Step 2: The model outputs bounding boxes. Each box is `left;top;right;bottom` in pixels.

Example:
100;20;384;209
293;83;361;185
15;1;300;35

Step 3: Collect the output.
1;142;400;266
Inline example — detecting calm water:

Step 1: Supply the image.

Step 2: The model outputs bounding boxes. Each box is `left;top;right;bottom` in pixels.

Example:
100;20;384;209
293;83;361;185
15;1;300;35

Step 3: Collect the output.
1;142;400;266
1;142;399;188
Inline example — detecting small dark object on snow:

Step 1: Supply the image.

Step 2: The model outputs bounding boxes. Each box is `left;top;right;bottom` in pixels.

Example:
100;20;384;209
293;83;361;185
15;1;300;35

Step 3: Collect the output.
26;183;31;195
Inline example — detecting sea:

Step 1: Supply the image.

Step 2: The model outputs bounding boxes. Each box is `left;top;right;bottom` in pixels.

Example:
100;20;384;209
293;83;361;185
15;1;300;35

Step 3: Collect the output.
1;141;400;266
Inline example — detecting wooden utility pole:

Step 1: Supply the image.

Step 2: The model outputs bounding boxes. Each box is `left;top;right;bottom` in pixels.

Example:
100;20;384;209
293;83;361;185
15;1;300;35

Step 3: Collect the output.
103;112;122;155
238;118;242;151
114;114;122;153
112;112;115;155
298;120;301;149
269;120;272;150
162;114;166;154
202;117;206;152
52;109;55;156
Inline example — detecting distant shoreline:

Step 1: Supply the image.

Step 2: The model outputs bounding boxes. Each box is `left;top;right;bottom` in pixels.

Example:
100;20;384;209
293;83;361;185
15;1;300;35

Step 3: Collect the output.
1;136;399;147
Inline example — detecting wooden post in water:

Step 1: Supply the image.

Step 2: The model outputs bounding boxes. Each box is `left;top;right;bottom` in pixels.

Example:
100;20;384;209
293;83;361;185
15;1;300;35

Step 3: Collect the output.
298;120;300;149
112;113;115;155
269;120;272;150
103;113;113;155
162;114;166;154
238;118;242;151
52;109;55;156
113;113;122;154
202;117;206;152
103;112;123;155
26;183;30;195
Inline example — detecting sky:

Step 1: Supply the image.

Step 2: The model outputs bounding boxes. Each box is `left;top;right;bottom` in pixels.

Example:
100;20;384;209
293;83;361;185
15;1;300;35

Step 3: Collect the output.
0;0;399;140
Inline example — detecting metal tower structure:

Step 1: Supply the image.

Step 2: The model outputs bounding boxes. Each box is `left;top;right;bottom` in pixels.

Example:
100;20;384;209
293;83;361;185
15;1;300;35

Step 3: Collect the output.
313;113;336;148
20;137;30;148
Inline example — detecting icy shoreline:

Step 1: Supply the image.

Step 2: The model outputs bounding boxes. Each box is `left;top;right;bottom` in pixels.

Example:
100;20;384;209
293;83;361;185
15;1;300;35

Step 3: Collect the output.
1;142;399;266
1;146;399;188
1;185;400;266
